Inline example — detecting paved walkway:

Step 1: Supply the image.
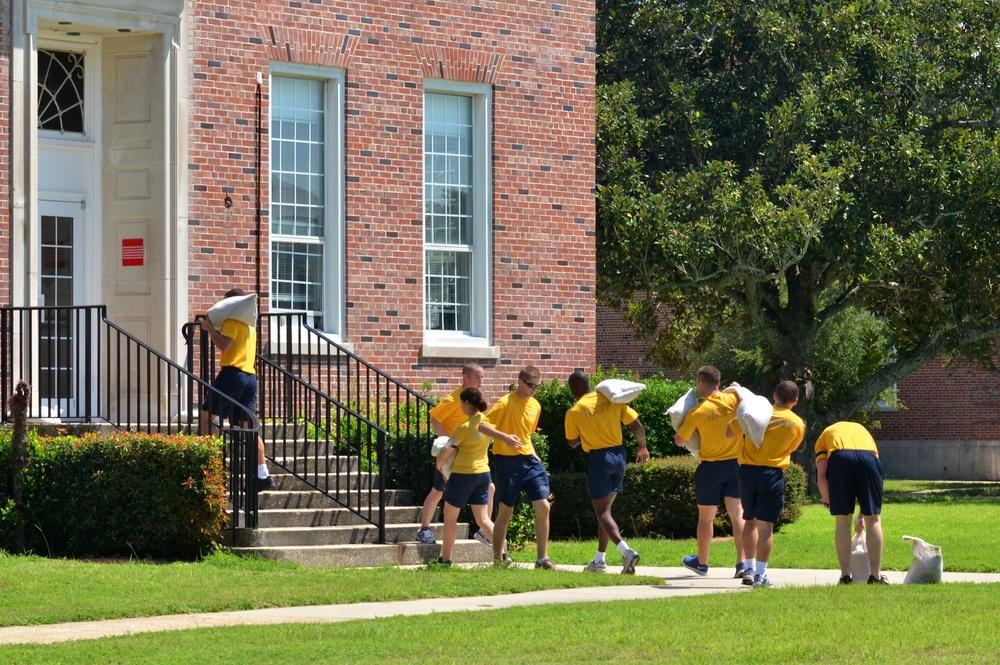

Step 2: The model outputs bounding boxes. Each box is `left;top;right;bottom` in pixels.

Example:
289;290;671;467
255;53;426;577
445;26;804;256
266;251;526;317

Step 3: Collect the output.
3;566;999;646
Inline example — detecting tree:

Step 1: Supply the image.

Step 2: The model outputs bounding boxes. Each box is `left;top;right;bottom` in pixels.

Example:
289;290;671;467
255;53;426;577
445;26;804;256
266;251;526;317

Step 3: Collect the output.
596;0;1000;446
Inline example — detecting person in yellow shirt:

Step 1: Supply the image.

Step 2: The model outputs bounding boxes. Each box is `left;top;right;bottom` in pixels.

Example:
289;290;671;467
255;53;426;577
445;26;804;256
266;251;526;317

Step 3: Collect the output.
674;366;747;577
478;365;556;568
415;363;486;545
565;371;649;574
815;421;888;585
199;288;272;492
434;388;494;565
728;381;804;588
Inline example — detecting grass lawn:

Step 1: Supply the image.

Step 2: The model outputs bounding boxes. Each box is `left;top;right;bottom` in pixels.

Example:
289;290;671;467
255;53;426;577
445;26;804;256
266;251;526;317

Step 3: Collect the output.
524;501;1000;573
2;583;999;664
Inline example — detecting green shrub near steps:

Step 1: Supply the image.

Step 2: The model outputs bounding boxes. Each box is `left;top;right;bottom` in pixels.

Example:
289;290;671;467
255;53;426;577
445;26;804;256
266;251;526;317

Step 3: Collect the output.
0;431;227;560
548;457;806;540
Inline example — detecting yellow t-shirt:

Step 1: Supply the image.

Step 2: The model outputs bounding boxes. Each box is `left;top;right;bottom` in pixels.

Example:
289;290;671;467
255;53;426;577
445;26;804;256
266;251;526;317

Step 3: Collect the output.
564;392;638;453
484;391;540;457
450;412;491;474
220;319;256;374
734;407;805;470
815;421;879;463
430;387;466;437
676;391;740;462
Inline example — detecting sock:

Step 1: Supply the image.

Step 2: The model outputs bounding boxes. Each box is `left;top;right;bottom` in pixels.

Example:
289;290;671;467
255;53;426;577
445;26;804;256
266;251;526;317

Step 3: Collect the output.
756;561;769;577
594;551;606;564
616;540;630;555
257;464;269;479
746;558;756;572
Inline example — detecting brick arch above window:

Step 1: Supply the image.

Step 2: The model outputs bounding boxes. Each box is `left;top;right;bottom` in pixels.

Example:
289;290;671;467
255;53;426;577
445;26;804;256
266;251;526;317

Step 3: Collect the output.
259;26;359;68
414;46;504;84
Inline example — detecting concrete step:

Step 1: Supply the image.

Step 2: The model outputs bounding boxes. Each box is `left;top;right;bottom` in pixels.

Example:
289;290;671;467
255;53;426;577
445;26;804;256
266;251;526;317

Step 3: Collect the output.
269;454;361;474
257;506;422;528
257;489;415;509
232;522;469;548
266;471;378;492
231;539;493;567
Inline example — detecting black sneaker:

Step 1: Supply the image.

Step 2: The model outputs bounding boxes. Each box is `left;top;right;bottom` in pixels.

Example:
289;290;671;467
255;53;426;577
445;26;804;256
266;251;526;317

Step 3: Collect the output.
256;476;275;492
434;557;452;566
838;575;853;585
867;574;889;585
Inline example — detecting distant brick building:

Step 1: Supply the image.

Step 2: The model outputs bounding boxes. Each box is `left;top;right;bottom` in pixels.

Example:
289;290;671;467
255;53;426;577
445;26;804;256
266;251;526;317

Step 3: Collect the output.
2;1;595;402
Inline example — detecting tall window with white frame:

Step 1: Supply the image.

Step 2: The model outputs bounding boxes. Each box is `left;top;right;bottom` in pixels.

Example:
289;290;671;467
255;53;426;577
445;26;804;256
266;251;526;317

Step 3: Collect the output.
270;72;343;334
424;89;490;343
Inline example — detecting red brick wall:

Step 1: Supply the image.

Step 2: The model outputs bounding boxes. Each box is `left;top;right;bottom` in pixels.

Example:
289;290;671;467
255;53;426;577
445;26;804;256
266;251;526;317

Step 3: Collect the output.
0;1;10;306
187;2;596;400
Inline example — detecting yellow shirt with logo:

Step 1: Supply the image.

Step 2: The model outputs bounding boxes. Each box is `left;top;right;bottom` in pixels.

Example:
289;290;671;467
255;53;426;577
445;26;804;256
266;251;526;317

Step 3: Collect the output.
564;392;638;453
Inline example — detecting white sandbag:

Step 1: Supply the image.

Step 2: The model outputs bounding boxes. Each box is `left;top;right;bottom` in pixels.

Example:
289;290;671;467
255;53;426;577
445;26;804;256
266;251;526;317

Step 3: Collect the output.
439;448;456;481
206;293;258;327
902;535;943;584
594;379;646;404
429;435;451;457
850;520;870;584
732;386;773;449
666;388;701;453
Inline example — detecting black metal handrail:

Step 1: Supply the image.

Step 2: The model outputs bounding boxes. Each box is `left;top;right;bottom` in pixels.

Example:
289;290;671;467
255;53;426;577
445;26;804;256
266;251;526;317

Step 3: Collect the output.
0;305;263;535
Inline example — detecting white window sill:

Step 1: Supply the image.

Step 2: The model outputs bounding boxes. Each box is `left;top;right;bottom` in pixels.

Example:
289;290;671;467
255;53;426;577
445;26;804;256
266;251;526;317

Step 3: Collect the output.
421;340;500;360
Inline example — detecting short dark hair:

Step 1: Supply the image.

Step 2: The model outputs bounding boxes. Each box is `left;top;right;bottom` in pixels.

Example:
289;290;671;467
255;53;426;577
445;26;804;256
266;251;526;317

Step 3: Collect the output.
459;387;487;413
567;370;589;393
224;288;246;299
518;365;541;383
775;380;799;405
697;365;721;388
462;363;483;377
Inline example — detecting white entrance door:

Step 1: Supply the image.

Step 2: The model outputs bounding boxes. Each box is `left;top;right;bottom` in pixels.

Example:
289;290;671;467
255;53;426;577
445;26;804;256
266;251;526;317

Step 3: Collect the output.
37;199;84;417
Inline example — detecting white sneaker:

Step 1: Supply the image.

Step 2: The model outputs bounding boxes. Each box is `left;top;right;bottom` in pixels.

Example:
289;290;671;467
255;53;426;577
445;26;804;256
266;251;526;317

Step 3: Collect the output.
473;529;491;546
416;527;435;544
742;571;755;586
753;575;774;588
583;558;607;573
622;549;640;575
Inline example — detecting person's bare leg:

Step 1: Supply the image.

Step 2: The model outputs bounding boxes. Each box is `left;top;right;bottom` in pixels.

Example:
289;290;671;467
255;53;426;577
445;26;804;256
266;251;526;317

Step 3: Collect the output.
419;488;444;529
493;503;514;562
743;518;759;564
696;505;718;565
471;504;494;543
440;503;460;561
863;514;884;577
834;515;853;576
592;494;621;551
724;495;747;563
532;498;551;561
756;521;775;563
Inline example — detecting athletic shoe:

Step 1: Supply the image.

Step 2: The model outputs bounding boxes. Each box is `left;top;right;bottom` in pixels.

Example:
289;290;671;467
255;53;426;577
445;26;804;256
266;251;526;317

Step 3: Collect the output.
433;557;452;566
753;575;774;588
867;574;890;585
838;575;853;585
535;557;557;570
583;558;607;573
502;552;513;565
734;561;749;578
256;476;275;492
682;555;709;576
416;527;435;544
742;571;755;587
472;529;491;546
622;549;640;575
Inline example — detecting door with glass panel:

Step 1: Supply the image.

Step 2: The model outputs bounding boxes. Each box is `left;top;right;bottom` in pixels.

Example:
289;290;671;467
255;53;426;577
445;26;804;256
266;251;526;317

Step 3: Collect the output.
37;201;83;417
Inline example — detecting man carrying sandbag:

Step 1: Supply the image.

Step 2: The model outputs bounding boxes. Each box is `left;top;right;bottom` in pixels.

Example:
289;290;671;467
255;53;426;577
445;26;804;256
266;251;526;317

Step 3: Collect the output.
674;366;748;578
199;288;273;492
815;421;889;585
727;381;804;588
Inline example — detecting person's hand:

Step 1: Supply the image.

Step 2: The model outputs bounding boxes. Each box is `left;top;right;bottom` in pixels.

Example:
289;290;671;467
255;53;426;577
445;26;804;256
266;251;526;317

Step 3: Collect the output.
199;317;215;332
505;434;523;450
636;447;650;463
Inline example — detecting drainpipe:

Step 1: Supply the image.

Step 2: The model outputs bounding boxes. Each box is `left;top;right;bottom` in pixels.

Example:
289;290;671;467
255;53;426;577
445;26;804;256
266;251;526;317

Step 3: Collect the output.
255;72;263;301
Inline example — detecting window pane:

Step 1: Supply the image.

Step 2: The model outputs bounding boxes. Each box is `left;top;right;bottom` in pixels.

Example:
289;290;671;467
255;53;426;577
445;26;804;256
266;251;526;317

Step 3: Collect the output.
272;242;324;313
424;250;470;332
38;50;85;133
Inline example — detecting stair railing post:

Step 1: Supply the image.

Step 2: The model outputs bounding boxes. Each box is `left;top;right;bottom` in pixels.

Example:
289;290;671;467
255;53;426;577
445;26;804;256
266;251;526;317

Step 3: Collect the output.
377;430;387;544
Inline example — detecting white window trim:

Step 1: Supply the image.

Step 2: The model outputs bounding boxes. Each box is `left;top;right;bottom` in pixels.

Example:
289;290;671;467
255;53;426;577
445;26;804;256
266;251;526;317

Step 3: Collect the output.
422;79;495;359
268;63;345;350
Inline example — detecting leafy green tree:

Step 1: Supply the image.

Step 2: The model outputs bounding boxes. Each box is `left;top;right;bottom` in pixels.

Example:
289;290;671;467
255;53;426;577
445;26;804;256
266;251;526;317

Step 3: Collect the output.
596;0;1000;447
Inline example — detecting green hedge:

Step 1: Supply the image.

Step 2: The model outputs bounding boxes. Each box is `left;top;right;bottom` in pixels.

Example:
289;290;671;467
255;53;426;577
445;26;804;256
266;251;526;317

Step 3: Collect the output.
0;431;227;560
549;457;806;540
535;368;694;474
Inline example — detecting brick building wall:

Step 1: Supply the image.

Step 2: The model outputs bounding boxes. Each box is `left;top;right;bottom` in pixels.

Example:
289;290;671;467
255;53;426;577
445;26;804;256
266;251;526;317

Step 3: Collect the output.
186;2;596;399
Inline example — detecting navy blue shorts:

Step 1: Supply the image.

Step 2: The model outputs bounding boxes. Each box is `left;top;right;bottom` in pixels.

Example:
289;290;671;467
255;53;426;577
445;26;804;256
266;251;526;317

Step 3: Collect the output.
443;472;492;508
695;459;740;506
585;445;626;500
203;366;257;424
494;455;551;508
432;468;447;492
827;450;884;516
738;465;785;524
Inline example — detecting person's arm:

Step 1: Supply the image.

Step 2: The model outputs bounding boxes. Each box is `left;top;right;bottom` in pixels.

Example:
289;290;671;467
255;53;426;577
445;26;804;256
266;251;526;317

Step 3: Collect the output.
629;419;650;463
478;421;522;450
200;317;234;353
566;436;581;449
816;457;831;510
436;441;458;470
431;417;447;437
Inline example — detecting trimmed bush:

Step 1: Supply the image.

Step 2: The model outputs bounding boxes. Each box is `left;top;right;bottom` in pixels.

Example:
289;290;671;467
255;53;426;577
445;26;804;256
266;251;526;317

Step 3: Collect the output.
549;457;806;540
0;431;227;560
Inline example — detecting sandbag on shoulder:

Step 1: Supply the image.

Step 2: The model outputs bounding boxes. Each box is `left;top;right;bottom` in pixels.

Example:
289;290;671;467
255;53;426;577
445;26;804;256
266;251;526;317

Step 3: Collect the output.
666;388;701;454
732;386;773;449
594;379;646;404
207;293;258;327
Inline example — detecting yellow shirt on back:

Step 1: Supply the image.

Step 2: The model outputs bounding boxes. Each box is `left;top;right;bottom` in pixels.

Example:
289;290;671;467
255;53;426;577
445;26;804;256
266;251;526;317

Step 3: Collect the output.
430;387;466;437
220;319;256;374
734;407;805;470
564;392;638;453
676;391;740;462
485;391;540;457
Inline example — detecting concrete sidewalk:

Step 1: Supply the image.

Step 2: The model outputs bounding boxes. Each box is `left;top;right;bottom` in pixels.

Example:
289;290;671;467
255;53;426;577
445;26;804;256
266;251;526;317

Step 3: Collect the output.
3;565;998;646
